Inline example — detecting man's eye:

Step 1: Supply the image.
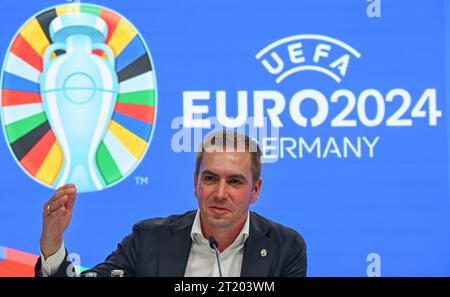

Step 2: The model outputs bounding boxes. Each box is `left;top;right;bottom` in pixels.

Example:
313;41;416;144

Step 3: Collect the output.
229;179;242;185
203;175;216;182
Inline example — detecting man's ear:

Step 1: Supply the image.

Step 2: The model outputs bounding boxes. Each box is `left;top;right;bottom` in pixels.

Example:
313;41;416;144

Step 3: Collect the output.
194;171;198;198
250;178;262;204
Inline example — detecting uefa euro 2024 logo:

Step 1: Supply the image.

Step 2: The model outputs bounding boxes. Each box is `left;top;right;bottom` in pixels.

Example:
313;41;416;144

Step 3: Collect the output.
0;4;157;193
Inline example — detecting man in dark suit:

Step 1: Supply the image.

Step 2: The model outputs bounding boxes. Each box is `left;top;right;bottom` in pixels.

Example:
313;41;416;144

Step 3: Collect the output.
36;131;307;277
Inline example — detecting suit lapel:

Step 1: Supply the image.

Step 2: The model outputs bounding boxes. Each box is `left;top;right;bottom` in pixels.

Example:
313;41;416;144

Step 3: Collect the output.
240;212;278;277
157;212;195;276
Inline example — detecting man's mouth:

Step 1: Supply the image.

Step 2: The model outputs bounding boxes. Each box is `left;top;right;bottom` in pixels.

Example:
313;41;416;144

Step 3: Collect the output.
209;206;230;215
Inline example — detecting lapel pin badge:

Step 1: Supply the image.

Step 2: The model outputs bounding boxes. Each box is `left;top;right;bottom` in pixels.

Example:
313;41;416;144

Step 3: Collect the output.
260;248;268;258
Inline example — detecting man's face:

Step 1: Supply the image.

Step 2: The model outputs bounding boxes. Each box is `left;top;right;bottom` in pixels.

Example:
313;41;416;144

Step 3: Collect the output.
194;151;262;231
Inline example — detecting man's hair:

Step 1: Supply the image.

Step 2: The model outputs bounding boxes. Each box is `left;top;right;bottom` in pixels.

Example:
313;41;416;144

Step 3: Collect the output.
195;130;262;184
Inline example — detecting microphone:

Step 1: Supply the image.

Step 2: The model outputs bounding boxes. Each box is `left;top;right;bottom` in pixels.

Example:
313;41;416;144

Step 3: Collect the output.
208;236;223;277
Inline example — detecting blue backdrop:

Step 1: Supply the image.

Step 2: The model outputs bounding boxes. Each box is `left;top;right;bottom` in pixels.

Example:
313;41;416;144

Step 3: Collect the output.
0;0;449;276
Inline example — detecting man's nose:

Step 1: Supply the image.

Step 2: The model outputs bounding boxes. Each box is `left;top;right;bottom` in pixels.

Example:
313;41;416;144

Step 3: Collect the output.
215;179;229;200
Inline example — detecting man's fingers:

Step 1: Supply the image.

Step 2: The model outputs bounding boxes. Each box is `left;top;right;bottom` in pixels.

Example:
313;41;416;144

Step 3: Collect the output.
45;195;68;215
57;184;75;191
43;184;76;216
62;186;76;212
65;192;76;212
66;187;77;200
55;183;76;193
51;186;76;203
49;189;64;203
50;205;67;218
59;187;76;199
44;184;77;216
53;195;68;211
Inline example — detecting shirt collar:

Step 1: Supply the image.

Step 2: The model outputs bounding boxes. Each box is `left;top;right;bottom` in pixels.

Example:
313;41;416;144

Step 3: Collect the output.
190;209;250;244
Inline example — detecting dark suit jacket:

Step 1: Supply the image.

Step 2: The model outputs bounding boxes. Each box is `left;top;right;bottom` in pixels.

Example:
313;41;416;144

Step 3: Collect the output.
35;210;307;277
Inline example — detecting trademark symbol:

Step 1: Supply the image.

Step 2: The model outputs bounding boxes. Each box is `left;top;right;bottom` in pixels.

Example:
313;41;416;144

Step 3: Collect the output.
135;176;149;186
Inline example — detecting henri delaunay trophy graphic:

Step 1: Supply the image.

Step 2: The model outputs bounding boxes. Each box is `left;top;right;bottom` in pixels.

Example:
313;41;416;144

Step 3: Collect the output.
1;3;157;193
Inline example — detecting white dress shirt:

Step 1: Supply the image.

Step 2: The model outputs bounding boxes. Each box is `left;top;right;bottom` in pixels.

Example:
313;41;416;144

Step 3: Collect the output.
41;209;250;277
40;241;67;277
184;209;249;277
